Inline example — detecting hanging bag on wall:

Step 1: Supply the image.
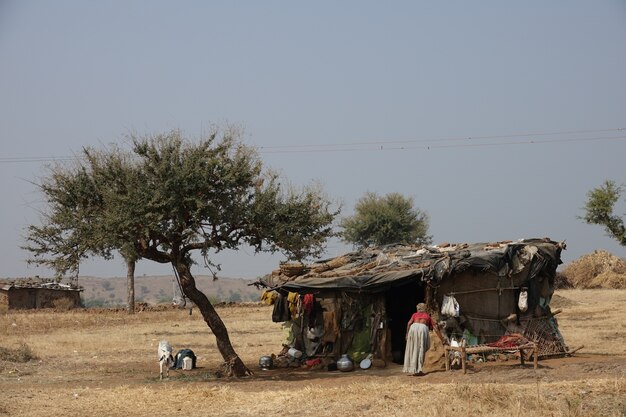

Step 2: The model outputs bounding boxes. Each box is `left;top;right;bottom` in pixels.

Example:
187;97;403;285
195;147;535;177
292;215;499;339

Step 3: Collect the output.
518;288;528;312
441;294;460;317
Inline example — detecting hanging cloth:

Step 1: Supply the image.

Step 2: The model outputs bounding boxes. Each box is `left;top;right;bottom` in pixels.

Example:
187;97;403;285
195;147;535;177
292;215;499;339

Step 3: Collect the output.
287;292;300;319
303;293;315;315
261;290;277;305
272;292;291;322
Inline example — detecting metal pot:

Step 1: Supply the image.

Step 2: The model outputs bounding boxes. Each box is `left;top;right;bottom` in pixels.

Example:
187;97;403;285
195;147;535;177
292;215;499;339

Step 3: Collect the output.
336;354;354;372
259;355;273;370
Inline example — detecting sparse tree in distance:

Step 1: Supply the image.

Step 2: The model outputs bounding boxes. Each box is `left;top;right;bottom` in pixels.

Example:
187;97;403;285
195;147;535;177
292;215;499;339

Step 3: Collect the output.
24;128;338;376
582;180;626;246
340;192;432;248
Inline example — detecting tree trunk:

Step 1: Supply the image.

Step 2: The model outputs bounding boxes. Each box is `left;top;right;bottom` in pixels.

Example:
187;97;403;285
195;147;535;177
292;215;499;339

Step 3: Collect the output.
127;260;135;314
173;260;251;377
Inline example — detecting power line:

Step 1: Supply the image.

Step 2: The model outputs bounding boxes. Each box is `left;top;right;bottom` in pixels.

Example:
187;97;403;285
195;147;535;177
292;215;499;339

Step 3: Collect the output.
255;127;625;150
1;128;624;163
257;134;626;154
0;156;81;164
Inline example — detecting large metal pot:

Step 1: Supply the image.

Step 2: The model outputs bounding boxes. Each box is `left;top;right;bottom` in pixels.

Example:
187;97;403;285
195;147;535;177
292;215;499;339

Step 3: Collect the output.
259;355;273;370
337;354;354;372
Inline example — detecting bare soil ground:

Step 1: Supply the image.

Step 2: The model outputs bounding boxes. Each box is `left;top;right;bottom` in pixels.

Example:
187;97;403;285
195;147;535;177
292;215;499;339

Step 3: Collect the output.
1;289;625;417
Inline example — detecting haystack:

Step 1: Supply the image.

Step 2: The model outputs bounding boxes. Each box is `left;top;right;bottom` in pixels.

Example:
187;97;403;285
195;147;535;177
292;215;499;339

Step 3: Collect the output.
562;250;626;289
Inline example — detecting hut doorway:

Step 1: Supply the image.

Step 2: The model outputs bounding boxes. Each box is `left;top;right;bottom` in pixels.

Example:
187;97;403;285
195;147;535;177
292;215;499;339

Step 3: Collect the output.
385;279;425;363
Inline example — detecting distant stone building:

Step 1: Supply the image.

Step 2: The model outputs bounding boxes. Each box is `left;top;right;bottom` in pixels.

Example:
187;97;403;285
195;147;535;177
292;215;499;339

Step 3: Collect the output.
0;279;82;310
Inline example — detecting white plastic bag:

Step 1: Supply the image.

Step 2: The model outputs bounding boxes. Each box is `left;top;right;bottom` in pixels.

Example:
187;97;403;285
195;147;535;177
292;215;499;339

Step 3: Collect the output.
518;288;528;312
441;294;460;317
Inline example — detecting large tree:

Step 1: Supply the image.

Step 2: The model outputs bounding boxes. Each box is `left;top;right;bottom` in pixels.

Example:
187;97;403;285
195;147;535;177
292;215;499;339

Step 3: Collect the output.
25;129;337;376
24;147;143;313
340;192;432;247
582;180;626;246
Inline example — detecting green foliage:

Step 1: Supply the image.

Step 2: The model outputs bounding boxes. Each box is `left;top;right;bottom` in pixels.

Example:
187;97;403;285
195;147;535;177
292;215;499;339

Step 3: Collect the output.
249;178;337;260
340;192;432;248
23;161;112;278
24;128;338;274
582;180;626;246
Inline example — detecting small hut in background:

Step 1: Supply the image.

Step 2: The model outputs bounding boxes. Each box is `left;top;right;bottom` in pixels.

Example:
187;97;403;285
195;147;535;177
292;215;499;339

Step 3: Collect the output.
258;238;568;367
0;278;82;310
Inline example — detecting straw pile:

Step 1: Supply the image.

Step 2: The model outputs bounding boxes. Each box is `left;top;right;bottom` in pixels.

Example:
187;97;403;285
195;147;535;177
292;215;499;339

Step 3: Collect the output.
561;250;626;289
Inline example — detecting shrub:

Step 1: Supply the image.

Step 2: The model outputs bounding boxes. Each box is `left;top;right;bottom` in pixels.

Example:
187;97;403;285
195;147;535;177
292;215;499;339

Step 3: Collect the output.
0;343;37;363
52;297;76;310
554;271;573;289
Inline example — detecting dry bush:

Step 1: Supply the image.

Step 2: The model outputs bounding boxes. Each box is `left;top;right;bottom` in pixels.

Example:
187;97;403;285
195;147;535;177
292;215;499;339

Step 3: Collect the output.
561;250;626;289
52;297;76;311
0;343;37;362
554;271;573;289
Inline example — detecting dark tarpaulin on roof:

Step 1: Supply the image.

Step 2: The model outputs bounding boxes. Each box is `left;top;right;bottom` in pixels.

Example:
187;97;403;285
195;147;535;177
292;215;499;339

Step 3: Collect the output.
277;270;420;293
260;238;565;293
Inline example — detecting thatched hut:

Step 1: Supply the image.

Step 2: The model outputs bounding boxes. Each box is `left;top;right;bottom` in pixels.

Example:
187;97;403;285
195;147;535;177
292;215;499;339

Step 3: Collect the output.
259;238;568;366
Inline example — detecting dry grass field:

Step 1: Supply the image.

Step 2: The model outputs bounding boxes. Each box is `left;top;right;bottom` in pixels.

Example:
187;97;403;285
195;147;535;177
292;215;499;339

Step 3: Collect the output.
1;289;625;417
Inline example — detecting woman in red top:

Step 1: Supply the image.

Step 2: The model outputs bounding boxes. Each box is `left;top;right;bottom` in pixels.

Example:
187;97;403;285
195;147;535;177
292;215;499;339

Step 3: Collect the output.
403;303;446;376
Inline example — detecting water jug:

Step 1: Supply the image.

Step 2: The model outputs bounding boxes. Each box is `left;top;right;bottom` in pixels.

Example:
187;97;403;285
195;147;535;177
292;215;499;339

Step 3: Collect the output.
337;354;353;372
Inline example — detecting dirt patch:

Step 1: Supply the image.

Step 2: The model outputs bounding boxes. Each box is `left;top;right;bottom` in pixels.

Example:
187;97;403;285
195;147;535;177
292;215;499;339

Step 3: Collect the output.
2;290;625;417
550;293;578;309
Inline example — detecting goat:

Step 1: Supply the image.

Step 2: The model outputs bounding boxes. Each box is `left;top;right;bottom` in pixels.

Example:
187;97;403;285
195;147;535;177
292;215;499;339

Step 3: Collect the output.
158;340;174;380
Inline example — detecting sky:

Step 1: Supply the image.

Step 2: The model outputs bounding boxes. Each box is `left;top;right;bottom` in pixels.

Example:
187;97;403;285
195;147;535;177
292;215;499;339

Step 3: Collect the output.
1;1;625;280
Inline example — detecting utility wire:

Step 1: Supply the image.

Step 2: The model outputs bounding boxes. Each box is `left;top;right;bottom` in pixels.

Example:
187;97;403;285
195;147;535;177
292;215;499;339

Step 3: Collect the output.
0;156;82;163
1;128;624;163
256;127;625;150
258;134;626;154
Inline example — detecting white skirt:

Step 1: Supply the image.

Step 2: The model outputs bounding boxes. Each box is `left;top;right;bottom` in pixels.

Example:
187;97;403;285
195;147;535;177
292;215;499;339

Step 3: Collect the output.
402;323;430;374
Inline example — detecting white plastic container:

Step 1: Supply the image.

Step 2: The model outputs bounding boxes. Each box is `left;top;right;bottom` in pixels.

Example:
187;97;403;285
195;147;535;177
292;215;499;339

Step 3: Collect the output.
287;348;302;358
182;356;193;370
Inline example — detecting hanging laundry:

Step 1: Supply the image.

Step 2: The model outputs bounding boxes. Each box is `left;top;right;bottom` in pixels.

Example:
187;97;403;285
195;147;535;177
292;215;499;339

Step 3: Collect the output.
303;293;315;315
287;292;300;319
261;290;277;305
272;292;291;322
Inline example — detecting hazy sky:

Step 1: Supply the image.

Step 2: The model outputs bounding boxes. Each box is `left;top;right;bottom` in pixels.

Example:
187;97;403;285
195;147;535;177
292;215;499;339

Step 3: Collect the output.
1;1;625;280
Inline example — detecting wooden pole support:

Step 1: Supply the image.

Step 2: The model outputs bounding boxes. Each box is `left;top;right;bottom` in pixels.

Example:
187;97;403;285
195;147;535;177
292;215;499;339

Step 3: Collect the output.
568;345;584;354
461;346;466;374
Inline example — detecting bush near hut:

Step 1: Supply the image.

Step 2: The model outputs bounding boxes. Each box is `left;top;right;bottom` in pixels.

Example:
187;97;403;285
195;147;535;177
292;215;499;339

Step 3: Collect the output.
554;271;573;289
561;250;626;289
0;343;37;363
52;297;78;311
